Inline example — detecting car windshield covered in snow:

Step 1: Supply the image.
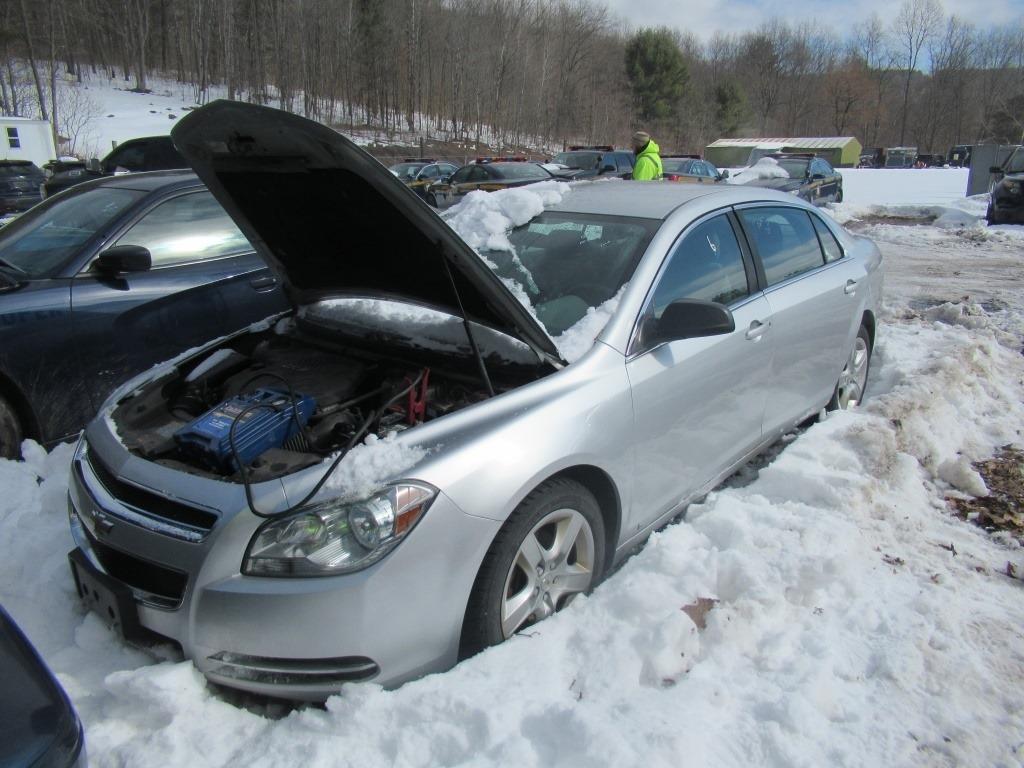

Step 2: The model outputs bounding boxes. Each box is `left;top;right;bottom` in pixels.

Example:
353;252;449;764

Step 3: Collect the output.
481;212;658;336
773;157;811;179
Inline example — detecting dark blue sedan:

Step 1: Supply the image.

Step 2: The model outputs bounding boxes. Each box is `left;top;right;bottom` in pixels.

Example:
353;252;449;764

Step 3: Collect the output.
0;170;289;457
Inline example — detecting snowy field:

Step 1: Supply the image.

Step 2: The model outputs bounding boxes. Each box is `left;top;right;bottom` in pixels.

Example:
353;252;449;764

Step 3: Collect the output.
3;164;1024;767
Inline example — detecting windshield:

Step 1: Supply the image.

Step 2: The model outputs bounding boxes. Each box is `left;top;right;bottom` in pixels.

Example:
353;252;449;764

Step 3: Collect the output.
551;152;601;170
1005;149;1024;174
773;159;810;179
0;163;42;178
481;212;658;336
662;158;694;174
492;164;550;180
0;186;143;277
388;163;424;180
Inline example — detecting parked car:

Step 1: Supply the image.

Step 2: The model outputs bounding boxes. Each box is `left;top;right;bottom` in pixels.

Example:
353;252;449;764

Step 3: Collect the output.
857;148;883;168
67;101;882;702
883;147;918;169
0;160;45;214
387;159;459;202
0;170;289;458
947;145;972;168
547;145;635;180
427;158;557;209
0;604;85;768
735;153;843;205
914;153;946;168
987;146;1024;224
662;154;729;183
42;135;187;199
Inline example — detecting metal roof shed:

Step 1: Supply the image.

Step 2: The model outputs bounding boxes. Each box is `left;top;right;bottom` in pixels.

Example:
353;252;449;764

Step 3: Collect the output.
705;137;862;168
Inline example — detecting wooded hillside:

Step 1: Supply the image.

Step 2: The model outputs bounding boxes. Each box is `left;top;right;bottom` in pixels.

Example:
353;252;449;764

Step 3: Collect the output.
2;0;1022;156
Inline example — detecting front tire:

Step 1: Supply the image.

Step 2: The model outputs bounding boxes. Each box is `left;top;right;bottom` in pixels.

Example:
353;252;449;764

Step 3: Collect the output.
460;478;606;657
0;395;23;459
828;324;871;410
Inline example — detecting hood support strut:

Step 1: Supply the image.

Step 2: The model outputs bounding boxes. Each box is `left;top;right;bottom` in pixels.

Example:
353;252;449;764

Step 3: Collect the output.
439;248;495;398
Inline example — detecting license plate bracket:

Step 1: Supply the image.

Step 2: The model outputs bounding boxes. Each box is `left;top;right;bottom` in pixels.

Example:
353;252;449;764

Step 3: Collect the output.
68;548;146;643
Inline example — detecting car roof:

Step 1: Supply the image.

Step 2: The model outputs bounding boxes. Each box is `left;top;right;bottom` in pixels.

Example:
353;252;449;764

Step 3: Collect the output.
545;180;802;220
97;169;200;192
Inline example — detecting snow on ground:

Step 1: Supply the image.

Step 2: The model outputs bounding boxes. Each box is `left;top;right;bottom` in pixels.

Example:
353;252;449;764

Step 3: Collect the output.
3;170;1024;767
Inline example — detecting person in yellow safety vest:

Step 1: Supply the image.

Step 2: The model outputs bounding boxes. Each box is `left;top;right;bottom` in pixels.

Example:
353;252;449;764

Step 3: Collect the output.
631;131;663;181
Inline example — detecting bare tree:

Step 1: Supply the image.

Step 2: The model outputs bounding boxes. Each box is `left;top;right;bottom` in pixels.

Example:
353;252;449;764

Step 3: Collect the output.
891;0;942;145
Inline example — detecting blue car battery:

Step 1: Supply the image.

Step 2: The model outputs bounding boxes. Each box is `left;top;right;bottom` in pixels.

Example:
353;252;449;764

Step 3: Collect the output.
174;389;316;472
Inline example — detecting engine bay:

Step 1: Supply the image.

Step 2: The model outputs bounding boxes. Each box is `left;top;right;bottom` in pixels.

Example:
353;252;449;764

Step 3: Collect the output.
110;326;516;482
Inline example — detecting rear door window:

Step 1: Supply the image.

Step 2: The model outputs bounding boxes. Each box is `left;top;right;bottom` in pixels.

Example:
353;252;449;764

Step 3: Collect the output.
810;214;843;263
739;207;825;286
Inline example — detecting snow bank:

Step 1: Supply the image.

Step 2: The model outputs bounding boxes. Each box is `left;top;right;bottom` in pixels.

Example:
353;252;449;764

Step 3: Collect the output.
4;295;1024;767
725;156;789;185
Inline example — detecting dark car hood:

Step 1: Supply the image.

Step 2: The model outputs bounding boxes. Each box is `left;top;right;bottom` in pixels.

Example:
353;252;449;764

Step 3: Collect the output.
740;177;803;192
171;101;562;363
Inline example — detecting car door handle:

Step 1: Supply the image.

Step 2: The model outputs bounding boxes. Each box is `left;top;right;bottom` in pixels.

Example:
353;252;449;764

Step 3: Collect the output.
844;279;858;295
745;320;769;340
250;275;277;291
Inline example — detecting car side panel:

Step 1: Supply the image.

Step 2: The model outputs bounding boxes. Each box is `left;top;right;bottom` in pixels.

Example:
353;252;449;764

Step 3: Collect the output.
0;279;89;443
625;295;772;530
69;252;286;413
760;258;867;435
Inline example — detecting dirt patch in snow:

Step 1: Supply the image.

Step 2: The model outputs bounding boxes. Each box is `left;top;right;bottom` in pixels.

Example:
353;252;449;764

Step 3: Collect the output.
950;446;1024;547
846;213;938;229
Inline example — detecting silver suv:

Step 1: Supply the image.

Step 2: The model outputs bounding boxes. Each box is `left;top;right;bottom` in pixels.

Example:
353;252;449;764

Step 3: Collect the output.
67;102;882;701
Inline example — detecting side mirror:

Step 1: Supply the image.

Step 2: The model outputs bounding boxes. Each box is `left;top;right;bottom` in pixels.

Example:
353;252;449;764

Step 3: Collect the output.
719;169;730;180
811;172;826;180
989;166;1004;174
646;299;735;346
87;158;101;173
439;175;451;184
95;245;152;275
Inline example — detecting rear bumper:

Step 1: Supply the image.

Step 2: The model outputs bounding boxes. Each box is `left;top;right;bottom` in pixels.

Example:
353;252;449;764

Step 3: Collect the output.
0;192;41;213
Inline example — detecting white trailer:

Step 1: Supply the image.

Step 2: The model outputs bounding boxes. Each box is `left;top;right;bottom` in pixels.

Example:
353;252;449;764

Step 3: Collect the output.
0;117;56;167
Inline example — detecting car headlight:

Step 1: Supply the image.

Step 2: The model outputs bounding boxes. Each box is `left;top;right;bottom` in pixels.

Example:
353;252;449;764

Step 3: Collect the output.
242;483;436;577
1001;179;1021;194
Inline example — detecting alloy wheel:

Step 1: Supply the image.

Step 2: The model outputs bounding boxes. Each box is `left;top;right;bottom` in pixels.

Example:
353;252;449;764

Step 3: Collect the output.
500;507;596;638
836;335;869;408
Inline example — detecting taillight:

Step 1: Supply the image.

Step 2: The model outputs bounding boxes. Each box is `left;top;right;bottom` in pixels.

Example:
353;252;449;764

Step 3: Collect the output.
665;174;680;181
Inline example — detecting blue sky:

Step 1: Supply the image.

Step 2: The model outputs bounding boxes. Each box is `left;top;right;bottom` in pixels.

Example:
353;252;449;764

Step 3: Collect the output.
602;0;1022;39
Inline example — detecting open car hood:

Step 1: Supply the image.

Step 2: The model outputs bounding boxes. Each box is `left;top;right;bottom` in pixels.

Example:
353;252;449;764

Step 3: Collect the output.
171;101;561;363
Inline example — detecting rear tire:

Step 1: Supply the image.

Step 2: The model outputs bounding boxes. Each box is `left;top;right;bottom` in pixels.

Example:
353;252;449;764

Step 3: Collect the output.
836;186;844;203
0;395;23;459
460;478;606;658
827;324;871;410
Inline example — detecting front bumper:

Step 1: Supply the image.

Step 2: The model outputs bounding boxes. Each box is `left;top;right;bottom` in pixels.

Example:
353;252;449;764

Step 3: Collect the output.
991;190;1024;222
67;437;500;700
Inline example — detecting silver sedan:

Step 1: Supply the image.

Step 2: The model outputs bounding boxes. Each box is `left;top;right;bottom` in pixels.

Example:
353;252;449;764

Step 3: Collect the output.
66;102;882;701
